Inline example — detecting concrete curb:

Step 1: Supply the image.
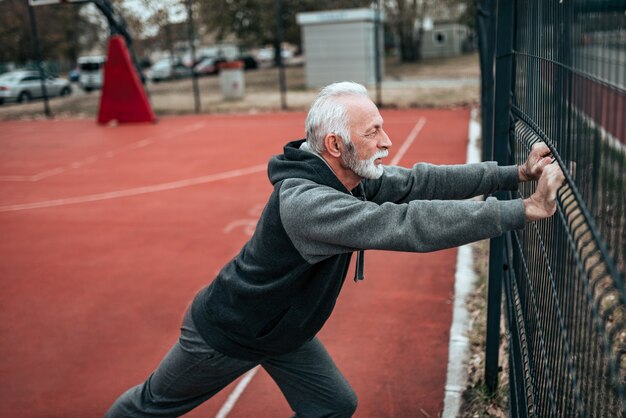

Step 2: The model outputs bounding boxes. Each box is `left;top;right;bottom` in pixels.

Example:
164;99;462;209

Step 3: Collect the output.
442;107;481;417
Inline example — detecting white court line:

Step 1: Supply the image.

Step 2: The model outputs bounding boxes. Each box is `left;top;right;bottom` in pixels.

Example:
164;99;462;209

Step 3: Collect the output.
0;122;206;182
390;117;427;166
0;164;266;213
215;367;260;418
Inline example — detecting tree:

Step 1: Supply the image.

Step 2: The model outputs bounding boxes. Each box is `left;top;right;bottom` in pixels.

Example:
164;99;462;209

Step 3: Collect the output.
384;0;435;62
195;0;371;49
128;0;471;65
109;0;154;60
0;0;104;71
195;0;467;62
388;0;475;62
457;0;476;31
0;0;33;65
134;0;188;61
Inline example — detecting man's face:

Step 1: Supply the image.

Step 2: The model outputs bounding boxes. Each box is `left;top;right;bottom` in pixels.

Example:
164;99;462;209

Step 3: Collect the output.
340;96;392;179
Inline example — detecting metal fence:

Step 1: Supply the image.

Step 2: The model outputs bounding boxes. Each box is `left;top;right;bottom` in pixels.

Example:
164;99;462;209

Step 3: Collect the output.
484;0;626;416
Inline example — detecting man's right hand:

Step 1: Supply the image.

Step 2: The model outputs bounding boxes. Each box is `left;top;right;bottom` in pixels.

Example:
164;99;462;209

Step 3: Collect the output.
523;163;566;222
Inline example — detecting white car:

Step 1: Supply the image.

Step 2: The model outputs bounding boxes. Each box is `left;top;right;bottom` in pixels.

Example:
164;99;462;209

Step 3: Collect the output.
147;58;192;83
193;57;219;76
77;55;106;91
0;70;72;105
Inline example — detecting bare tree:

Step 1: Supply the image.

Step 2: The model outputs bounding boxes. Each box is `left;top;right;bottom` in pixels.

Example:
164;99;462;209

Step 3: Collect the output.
195;0;371;49
0;0;99;71
384;0;435;62
135;0;188;64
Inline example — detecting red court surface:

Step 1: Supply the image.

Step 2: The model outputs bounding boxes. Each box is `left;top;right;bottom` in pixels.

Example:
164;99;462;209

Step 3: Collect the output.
0;108;470;418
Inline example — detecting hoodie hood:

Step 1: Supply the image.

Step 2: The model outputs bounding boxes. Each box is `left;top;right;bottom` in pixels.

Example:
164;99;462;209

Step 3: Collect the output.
268;139;367;283
268;139;350;194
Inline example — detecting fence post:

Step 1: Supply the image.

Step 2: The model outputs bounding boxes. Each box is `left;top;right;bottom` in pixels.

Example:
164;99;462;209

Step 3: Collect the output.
27;3;51;118
372;0;383;108
485;0;516;394
186;0;200;113
476;0;497;162
274;0;287;110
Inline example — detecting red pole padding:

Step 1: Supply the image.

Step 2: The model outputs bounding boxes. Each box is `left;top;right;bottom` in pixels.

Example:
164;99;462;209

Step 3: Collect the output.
98;35;156;124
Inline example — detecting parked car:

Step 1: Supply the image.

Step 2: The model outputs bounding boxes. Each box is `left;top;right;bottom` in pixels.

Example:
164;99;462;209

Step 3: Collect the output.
68;67;80;83
0;70;72;105
77;55;106;91
255;47;274;64
193;57;219;76
254;47;294;67
147;58;192;82
240;54;259;70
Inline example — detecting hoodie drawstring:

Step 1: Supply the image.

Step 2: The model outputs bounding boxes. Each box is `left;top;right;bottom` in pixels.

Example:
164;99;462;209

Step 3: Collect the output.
354;250;365;282
354;187;366;282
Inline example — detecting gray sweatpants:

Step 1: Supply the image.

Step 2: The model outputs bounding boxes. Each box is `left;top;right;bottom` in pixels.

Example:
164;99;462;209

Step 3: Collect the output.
105;308;357;418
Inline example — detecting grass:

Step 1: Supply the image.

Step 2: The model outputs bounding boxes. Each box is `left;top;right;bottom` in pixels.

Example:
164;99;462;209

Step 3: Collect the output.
460;239;510;418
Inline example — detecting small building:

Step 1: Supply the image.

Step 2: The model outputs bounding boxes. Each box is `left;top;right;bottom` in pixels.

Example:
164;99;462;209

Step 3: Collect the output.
421;22;472;59
296;8;384;88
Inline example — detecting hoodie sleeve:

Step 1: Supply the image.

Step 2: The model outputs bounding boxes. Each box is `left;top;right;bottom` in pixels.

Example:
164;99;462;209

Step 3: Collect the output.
279;178;525;264
363;162;519;204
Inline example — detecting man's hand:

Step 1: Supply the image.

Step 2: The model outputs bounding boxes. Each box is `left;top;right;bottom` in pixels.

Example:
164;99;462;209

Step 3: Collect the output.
523;163;566;222
519;142;553;182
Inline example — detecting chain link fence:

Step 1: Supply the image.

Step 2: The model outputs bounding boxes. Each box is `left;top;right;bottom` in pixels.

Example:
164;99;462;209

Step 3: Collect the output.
485;0;626;416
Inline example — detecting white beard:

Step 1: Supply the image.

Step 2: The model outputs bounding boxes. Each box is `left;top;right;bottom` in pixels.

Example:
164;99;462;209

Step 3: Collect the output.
342;147;389;179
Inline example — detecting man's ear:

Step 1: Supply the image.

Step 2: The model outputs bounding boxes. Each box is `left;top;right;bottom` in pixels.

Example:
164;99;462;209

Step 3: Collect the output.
324;134;342;158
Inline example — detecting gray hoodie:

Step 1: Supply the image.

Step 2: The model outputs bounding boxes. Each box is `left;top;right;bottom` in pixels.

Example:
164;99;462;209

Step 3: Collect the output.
191;139;525;360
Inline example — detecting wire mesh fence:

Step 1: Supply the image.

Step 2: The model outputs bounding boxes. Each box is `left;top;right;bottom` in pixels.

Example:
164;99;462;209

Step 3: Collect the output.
489;0;626;416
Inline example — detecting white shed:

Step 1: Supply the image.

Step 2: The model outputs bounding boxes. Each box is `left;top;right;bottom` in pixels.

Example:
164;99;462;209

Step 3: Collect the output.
296;8;384;88
421;23;472;59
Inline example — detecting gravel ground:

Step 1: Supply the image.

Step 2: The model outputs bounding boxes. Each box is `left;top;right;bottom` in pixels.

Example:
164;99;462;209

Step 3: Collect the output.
0;53;480;120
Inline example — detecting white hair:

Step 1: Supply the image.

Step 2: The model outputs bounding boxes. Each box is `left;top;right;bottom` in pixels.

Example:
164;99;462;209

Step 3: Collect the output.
305;81;369;154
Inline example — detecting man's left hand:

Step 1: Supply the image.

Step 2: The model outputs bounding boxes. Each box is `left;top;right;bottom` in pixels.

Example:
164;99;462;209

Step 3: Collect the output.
519;142;553;182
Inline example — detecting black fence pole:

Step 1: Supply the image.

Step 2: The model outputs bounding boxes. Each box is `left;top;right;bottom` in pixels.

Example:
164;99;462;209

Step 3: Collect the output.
476;0;497;161
186;0;200;113
485;235;505;394
275;0;287;110
373;0;382;107
485;0;516;394
27;3;51;118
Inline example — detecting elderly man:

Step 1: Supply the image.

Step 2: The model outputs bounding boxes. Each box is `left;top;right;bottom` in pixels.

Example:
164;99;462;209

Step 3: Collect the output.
106;81;563;417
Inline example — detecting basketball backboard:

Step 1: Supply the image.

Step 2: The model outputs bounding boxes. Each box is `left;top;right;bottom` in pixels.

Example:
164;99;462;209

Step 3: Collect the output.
29;0;90;6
